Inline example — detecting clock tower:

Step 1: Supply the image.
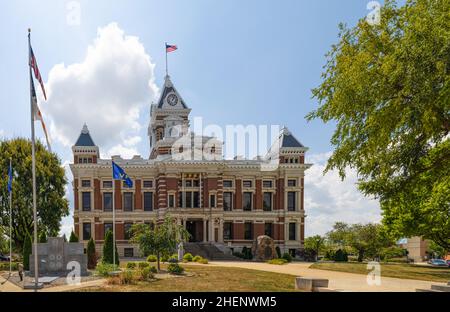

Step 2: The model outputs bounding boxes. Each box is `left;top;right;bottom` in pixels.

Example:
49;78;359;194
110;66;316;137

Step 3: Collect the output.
148;75;191;159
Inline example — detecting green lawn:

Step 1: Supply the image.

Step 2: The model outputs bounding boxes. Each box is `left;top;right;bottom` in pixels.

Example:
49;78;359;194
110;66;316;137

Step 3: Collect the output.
310;262;450;283
76;263;300;292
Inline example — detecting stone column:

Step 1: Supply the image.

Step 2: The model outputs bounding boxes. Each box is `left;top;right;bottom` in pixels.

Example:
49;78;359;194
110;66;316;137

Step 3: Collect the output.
218;219;224;243
208;218;214;243
79;222;83;241
285;222;289;241
203;218;207;243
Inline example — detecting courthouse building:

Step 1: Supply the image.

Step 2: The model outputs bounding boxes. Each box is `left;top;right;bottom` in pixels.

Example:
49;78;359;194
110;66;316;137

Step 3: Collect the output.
70;75;312;258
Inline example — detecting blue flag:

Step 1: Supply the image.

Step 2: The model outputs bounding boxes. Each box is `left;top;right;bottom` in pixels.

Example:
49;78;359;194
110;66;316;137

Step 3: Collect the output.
112;161;133;188
7;162;12;193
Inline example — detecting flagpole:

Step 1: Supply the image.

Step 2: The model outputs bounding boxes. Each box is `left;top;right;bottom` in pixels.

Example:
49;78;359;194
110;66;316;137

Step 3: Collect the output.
9;158;12;276
165;42;168;76
112;162;116;269
28;28;39;291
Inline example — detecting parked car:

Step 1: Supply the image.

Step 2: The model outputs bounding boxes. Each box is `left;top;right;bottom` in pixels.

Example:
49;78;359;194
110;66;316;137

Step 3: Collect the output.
0;254;10;262
428;259;448;267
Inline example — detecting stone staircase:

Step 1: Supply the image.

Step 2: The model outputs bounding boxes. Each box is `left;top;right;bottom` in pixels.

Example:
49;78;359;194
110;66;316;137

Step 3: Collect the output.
416;282;450;292
184;243;241;261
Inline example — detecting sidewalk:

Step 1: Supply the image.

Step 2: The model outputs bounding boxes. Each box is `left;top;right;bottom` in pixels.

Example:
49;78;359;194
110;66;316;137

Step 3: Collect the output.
208;261;446;292
0;274;106;292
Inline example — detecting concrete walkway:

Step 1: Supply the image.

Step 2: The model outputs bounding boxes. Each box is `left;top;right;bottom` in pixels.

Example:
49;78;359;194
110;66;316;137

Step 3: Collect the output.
0;274;106;292
208;261;446;292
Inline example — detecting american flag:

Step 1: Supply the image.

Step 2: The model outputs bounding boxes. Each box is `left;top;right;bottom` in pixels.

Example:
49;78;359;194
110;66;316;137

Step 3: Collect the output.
166;44;178;53
30;70;51;152
29;46;47;100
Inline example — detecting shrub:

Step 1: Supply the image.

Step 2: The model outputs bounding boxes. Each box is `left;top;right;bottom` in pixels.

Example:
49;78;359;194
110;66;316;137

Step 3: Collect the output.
381;246;406;262
0;262;19;271
96;262;119;277
161;254;169;262
149;265;157;274
126;262;137;269
168;256;179;263
183;253;193;262
167;263;184;275
198;258;208;264
69;231;79;243
241;247;253;260
147;255;157;262
119;269;135;285
138;261;150;269
324;249;335;261
334;249;348;262
39;232;47;243
22;235;32;270
282;253;293;263
192;255;202;262
102;230;119;266
267;258;288;265
275;246;282;258
87;237;97;270
135;267;154;281
233;252;244;258
298;248;317;262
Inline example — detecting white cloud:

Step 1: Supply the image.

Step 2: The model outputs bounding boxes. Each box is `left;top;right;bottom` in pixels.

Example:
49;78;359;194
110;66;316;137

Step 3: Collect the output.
304;152;381;237
44;22;158;155
102;144;140;159
59;160;74;237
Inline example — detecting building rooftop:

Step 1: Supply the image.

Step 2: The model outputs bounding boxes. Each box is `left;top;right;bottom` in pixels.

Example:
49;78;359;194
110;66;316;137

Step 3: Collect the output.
280;127;304;148
74;124;96;147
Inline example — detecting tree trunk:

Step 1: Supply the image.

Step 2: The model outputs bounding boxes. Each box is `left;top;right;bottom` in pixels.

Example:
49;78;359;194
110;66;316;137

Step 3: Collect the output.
358;250;364;262
157;252;161;272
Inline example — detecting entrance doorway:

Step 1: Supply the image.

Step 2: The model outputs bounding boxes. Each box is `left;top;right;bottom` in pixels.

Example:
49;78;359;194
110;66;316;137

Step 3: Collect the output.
186;220;203;242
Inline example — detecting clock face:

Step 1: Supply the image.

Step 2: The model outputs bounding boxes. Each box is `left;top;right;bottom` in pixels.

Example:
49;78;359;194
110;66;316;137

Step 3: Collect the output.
167;94;178;106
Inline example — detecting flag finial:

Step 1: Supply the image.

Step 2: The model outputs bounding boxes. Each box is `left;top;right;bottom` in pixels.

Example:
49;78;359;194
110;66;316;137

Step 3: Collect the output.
28;28;31;33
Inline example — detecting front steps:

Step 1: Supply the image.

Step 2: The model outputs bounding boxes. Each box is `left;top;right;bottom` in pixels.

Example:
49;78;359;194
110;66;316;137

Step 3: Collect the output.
184;243;241;261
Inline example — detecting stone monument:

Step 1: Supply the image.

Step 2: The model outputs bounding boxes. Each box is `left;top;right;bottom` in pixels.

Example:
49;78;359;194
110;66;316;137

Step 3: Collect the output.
251;235;276;261
29;237;88;276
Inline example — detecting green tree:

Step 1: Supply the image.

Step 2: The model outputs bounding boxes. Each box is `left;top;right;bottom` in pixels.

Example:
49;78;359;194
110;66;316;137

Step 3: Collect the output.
69;231;79;243
22;234;32;270
102;230;119;266
87;237;97;269
0;138;69;249
307;0;450;250
0;226;9;255
327;222;351;249
346;224;394;262
39;231;47;243
304;235;326;261
428;240;447;259
327;222;395;261
130;216;190;272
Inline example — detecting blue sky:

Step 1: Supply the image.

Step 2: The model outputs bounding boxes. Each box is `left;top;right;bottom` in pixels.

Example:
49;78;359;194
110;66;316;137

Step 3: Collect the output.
0;0;383;236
